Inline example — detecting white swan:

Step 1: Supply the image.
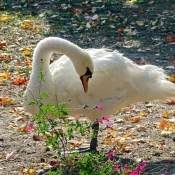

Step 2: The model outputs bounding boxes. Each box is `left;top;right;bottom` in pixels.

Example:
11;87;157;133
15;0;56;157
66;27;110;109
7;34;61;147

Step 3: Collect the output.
24;37;175;151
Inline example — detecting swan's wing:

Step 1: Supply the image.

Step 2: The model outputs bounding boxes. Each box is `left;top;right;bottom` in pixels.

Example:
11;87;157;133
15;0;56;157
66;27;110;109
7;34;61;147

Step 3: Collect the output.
49;49;138;119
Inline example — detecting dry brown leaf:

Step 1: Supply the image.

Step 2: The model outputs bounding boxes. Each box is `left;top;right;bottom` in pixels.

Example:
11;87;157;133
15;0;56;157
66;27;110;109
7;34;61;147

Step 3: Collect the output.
121;144;131;153
166;35;175;43
122;130;132;138
127;116;141;123
14;122;28;132
116;28;123;33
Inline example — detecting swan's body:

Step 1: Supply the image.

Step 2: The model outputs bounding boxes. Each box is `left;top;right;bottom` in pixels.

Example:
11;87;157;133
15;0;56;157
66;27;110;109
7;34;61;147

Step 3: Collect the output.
24;37;175;122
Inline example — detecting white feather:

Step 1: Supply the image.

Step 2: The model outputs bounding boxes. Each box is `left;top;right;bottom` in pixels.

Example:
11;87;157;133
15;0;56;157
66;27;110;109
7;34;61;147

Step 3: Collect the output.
24;37;175;121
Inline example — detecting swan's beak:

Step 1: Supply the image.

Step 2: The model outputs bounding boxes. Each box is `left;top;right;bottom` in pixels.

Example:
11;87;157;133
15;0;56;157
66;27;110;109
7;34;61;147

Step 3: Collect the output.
80;75;90;93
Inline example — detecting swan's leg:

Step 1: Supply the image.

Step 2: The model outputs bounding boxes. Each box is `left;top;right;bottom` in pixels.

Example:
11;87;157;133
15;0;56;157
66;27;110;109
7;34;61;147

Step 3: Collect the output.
74;121;99;153
89;121;99;151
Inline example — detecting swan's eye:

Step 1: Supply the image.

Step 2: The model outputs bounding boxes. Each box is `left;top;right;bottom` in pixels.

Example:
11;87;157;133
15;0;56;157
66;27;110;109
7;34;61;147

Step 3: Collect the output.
85;67;92;77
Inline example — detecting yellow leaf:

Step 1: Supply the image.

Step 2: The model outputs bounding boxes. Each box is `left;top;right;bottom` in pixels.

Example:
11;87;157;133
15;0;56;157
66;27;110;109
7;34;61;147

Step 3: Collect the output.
0;72;10;80
28;168;36;174
168;75;175;82
0;15;8;21
104;139;113;146
23;49;31;56
139;111;148;116
162;111;169;118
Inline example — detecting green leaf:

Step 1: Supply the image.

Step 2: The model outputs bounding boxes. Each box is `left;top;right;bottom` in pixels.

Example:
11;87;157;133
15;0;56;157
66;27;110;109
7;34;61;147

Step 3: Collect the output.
28;101;36;106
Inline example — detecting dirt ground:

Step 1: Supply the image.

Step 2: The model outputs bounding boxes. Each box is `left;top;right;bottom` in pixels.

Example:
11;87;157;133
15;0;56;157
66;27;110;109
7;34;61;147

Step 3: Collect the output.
1;0;175;174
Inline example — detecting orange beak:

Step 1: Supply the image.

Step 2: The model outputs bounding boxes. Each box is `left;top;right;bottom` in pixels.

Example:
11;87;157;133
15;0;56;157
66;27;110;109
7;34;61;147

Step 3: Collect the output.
80;75;90;93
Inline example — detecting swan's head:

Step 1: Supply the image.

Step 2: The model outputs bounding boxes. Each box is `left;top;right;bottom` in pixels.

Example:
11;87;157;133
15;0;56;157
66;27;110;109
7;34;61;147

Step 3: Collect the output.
73;51;94;93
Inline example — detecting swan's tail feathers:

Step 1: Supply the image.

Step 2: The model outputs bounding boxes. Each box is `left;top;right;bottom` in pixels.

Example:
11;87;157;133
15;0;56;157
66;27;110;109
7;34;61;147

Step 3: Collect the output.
132;65;175;102
160;81;175;100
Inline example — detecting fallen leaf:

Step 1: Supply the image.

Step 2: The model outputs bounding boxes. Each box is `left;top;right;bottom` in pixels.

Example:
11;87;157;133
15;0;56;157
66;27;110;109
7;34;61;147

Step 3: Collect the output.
122;130;132;138
136;125;147;131
138;9;144;14
0;15;8;21
33;134;47;141
168;74;175;82
23;48;31;56
127;117;141;123
139;111;148;116
116;28;123;33
0;72;10;80
12;77;29;86
0;41;7;49
167;99;175;105
121;144;131;153
1;97;14;105
162;111;169;118
14;122;28;132
166;35;175;43
28;168;36;174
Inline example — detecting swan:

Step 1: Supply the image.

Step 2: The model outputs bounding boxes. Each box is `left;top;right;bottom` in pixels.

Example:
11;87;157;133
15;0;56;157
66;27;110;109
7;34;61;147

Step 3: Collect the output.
24;37;175;151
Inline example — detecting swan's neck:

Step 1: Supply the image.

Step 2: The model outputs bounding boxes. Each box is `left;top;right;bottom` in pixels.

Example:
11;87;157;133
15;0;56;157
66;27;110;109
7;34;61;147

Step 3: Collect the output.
32;37;86;75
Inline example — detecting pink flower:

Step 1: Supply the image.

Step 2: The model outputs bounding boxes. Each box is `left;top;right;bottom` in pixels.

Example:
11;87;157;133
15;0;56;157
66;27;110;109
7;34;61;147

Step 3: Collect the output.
27;125;34;131
140;161;146;168
75;116;80;120
97;119;103;124
136;161;146;172
107;125;114;130
164;169;168;175
96;104;103;110
107;150;115;157
129;171;139;175
102;116;110;122
113;165;120;171
123;164;130;170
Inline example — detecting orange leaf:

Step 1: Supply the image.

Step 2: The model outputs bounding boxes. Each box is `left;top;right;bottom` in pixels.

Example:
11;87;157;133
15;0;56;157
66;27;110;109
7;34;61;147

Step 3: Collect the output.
0;41;7;49
116;28;123;33
127;117;141;123
1;97;8;105
91;22;98;27
12;77;29;86
121;144;131;153
138;9;144;14
157;119;170;130
122;130;132;138
15;122;28;132
167;99;175;105
166;35;175;43
104;139;113;146
71;8;82;15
